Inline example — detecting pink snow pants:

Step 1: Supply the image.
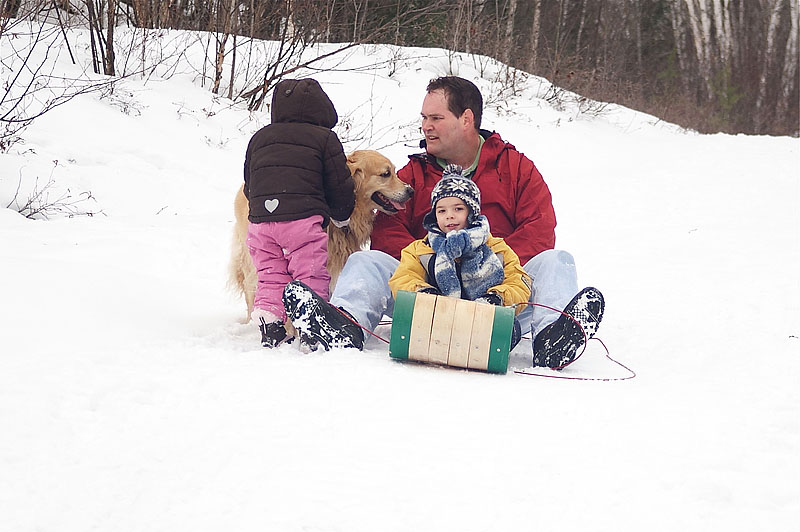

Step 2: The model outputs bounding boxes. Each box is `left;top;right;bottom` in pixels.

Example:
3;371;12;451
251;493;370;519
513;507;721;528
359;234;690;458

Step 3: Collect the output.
246;215;330;321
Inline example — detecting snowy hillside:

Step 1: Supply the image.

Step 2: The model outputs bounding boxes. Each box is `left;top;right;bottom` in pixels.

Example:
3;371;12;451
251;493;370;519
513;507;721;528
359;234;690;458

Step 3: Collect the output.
1;24;798;531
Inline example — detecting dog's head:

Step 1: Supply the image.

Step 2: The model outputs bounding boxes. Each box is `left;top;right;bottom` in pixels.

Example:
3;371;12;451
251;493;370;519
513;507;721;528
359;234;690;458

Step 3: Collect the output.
346;150;413;214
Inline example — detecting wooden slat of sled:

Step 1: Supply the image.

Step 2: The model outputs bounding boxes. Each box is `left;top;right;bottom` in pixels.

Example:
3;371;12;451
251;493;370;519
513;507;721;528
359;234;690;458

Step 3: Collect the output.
408;292;437;363
467;302;495;370
448;299;477;369
428;295;457;365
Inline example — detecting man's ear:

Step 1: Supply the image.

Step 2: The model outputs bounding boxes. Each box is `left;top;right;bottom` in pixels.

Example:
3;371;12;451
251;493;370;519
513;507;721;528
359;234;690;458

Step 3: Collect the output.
461;108;475;129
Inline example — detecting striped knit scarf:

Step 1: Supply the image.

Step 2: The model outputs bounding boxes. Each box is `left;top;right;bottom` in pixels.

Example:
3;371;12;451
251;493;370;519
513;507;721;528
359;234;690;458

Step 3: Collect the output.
425;215;505;300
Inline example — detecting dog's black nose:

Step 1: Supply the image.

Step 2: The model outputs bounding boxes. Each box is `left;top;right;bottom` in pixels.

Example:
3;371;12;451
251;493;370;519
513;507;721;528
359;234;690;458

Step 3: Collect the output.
407;186;414;196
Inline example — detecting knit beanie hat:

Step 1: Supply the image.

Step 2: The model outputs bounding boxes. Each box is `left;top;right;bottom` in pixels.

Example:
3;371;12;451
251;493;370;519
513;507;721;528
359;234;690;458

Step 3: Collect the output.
429;164;481;222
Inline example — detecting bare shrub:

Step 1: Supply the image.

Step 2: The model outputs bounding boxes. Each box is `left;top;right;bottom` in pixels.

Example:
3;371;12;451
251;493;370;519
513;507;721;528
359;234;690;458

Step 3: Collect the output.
5;167;103;219
1;18;116;152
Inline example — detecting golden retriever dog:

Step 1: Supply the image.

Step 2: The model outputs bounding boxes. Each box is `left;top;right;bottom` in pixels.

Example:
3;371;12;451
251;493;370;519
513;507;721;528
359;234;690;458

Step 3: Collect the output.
229;150;413;321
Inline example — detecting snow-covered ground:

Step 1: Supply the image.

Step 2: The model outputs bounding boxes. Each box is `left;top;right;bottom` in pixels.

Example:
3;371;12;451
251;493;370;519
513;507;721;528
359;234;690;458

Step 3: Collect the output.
2;24;798;531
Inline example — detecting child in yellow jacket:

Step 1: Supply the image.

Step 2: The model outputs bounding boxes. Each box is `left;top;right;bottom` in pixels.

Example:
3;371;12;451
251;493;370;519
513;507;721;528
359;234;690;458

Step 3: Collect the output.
388;165;531;348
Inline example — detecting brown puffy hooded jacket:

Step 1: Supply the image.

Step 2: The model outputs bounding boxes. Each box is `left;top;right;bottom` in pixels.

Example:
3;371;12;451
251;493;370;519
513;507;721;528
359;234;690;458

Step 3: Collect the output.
243;78;354;226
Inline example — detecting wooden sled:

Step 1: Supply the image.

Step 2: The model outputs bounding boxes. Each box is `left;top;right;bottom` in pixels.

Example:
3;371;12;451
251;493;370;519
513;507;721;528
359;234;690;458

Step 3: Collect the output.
389;290;515;374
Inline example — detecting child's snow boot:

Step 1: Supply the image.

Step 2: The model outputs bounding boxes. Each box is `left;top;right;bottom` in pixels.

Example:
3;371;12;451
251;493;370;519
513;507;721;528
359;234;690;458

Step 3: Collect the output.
282;280;364;350
259;318;288;348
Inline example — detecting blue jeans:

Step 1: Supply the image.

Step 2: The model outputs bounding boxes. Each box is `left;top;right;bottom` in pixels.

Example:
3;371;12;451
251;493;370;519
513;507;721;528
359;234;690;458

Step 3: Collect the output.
330;249;579;338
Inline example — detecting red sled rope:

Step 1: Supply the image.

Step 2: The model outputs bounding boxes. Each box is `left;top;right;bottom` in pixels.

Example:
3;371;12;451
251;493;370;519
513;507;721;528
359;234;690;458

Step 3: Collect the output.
512;301;636;381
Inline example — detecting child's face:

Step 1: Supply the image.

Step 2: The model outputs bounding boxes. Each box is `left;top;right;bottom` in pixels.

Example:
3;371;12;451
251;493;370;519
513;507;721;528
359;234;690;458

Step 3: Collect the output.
435;196;469;233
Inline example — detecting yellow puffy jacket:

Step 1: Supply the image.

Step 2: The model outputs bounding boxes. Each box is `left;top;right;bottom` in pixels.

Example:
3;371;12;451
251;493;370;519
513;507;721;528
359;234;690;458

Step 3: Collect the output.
388;235;531;314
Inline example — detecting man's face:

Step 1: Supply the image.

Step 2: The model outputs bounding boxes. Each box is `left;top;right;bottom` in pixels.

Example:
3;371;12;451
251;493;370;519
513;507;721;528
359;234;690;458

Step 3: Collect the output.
420;90;468;160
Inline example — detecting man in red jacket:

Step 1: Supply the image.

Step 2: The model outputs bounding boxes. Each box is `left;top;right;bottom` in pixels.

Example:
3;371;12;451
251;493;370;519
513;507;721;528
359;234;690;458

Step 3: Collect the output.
283;76;604;369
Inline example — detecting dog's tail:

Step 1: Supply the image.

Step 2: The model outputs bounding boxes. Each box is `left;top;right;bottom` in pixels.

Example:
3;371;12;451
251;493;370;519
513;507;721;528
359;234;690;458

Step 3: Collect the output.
228;229;248;296
229;185;256;320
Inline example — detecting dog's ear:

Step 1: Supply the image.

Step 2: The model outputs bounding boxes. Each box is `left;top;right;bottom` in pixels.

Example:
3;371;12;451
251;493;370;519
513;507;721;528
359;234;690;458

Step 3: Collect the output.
349;165;364;185
346;152;364;183
346;151;362;167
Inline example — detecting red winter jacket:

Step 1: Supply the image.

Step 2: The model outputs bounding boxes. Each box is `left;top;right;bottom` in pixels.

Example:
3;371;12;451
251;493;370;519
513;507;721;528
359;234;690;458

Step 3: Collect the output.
371;131;556;264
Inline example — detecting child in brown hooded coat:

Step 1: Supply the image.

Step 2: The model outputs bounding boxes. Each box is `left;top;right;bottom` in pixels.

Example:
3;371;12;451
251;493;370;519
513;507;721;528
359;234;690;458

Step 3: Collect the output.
244;78;355;347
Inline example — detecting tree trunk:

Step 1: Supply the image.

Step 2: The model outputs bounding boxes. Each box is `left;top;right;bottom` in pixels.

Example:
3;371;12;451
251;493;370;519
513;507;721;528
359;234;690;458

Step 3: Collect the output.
249;0;255;38
627;0;643;76
105;0;116;76
754;0;784;133
228;29;236;100
711;0;732;66
212;0;234;95
636;0;643;75
85;0;104;74
683;0;714;100
670;0;689;94
351;0;361;42
576;0;588;52
451;0;466;54
286;0;297;43
555;0;567;56
527;0;541;73
503;0;518;64
776;0;798;124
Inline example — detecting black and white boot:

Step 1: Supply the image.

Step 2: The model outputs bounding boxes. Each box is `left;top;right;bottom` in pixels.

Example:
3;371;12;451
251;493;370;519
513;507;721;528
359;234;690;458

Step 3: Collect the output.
532;287;605;369
282;281;364;350
252;308;290;348
259;318;288;348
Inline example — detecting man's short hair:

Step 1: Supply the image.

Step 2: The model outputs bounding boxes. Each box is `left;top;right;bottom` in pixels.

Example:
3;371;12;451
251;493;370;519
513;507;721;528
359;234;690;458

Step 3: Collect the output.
426;76;483;130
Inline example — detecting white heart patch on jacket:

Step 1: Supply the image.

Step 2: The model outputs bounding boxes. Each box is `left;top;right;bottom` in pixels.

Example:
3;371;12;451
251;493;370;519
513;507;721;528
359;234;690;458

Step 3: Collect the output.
264;199;279;213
